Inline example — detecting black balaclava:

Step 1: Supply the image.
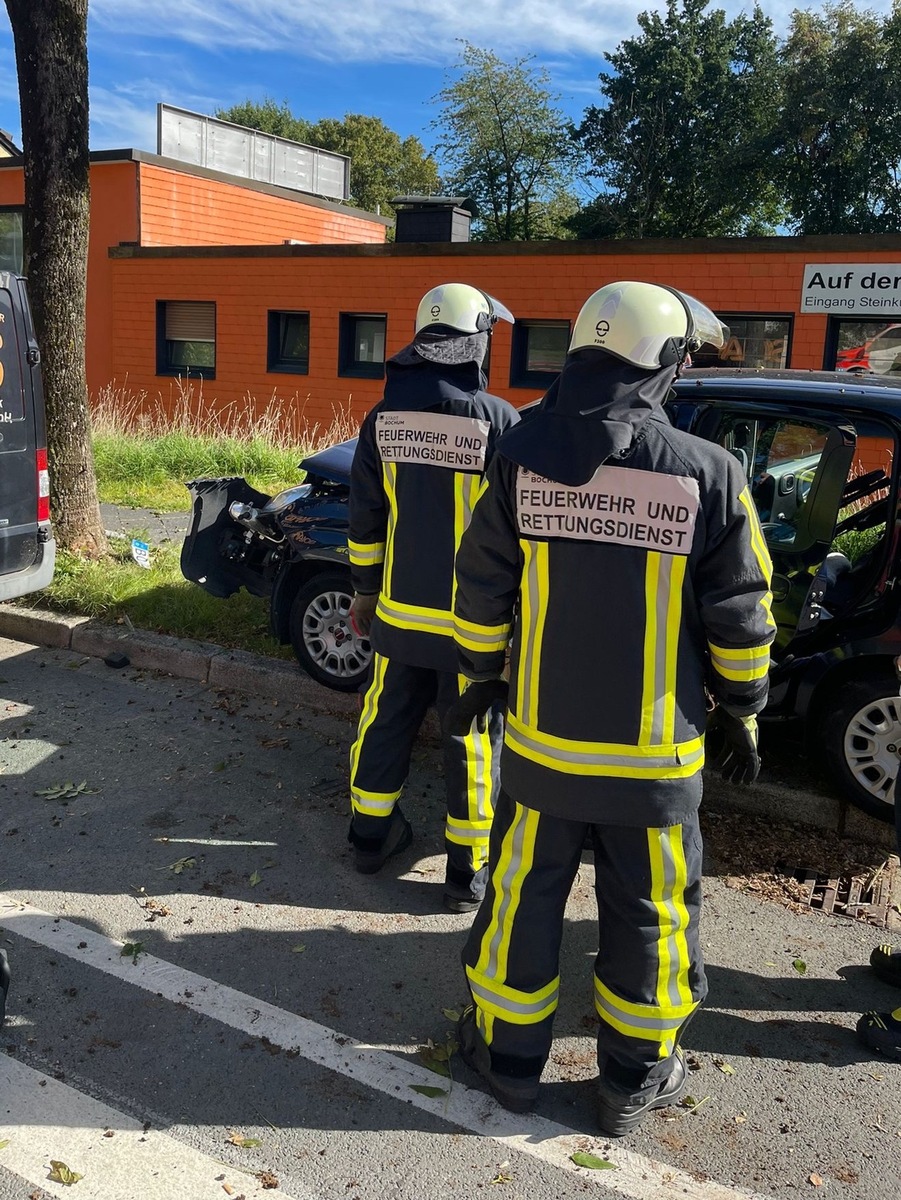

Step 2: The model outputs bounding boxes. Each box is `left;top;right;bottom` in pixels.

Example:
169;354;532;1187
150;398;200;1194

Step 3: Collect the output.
498;348;678;486
384;330;489;405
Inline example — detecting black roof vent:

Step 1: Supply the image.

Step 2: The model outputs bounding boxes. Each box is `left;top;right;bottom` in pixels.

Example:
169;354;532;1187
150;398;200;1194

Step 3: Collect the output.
391;195;473;244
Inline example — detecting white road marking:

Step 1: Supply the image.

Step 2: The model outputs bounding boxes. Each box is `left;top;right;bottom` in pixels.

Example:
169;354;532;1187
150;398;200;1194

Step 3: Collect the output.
0;1055;305;1200
1;896;771;1200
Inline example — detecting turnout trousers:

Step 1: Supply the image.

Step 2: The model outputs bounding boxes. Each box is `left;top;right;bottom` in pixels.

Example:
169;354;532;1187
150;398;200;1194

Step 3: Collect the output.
462;789;706;1087
349;652;502;886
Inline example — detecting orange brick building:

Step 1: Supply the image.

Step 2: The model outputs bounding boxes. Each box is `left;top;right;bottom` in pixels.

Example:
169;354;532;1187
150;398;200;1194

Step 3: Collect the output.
3;146;901;453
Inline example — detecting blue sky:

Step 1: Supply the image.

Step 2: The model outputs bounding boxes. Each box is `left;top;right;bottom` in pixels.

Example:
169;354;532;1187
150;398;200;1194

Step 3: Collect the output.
0;2;895;163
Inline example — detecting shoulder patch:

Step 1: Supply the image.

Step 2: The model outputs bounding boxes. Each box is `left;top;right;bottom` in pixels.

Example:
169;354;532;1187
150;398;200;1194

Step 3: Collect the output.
516;465;700;555
375;411;489;472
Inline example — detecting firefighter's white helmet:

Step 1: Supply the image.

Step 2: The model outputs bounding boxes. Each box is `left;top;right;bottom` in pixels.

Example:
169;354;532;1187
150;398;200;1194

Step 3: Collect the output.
569;281;727;369
415;283;514;336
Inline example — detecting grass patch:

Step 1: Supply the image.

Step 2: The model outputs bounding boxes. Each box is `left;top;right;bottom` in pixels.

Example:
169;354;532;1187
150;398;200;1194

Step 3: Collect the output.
24;538;295;660
91;382;356;512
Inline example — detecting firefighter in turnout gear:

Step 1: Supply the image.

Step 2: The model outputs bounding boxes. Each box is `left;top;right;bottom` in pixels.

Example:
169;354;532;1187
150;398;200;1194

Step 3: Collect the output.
347;283;520;912
446;281;774;1130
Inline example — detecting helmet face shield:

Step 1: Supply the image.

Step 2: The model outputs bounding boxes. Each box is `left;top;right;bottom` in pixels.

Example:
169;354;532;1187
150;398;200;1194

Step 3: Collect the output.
483;292;514;326
676;291;728;354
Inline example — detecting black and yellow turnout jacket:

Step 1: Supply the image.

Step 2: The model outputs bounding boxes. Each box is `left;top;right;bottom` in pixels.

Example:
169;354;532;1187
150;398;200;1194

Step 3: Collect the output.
349;353;519;672
452;352;774;827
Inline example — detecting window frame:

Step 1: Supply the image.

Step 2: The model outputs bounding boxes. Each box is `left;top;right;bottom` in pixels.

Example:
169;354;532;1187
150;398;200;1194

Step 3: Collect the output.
267;309;310;375
155;299;216;380
509;318;571;389
338;312;387;380
824;314;901;374
691;312;793;370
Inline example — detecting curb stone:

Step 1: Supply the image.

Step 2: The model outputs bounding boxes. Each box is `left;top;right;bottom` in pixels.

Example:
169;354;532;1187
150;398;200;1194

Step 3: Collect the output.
0;604;896;851
0;603;358;718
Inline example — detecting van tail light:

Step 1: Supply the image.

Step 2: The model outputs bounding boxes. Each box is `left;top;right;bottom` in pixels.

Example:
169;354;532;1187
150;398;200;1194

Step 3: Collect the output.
36;448;50;523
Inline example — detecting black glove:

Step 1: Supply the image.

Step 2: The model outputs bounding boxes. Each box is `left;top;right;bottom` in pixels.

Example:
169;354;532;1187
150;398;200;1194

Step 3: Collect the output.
444;679;509;736
349;592;378;637
706;708;760;786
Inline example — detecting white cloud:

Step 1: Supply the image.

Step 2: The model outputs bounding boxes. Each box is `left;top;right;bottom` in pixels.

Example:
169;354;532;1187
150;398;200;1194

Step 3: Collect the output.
89;0;900;64
89;87;158;150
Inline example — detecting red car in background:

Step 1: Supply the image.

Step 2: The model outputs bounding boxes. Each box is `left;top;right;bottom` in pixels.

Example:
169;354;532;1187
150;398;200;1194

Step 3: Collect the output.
836;323;901;374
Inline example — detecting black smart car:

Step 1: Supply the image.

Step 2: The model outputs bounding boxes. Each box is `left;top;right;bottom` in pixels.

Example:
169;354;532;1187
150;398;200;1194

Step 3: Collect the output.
0;272;54;602
182;368;901;823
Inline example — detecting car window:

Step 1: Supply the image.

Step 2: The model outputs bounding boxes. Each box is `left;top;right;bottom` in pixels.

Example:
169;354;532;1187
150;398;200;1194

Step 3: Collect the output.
718;416;830;547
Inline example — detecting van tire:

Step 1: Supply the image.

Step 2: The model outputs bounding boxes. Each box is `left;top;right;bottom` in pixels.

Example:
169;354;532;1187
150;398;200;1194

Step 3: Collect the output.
819;674;900;823
289;571;371;693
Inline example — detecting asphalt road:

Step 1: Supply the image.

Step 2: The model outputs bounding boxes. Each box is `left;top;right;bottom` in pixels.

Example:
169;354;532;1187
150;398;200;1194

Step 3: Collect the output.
0;635;899;1200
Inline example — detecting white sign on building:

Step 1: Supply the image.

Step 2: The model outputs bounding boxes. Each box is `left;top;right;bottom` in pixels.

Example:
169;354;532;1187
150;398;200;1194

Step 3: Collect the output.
801;263;901;314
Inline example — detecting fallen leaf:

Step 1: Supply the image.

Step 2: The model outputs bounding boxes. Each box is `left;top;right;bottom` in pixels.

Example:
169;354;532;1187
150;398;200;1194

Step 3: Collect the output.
679;1094;710;1114
47;1160;83;1185
793;959;808;975
256;1171;279;1190
570;1152;618;1170
291;945;306;953
249;871;263;888
222;1185;235;1196
442;1007;461;1022
489;1173;513;1184
159;856;195;874
714;1059;735;1075
409;1084;447;1098
120;942;144;964
0;1139;8;1150
734;1113;748;1124
809;1173;824;1187
34;780;99;802
226;1132;262;1149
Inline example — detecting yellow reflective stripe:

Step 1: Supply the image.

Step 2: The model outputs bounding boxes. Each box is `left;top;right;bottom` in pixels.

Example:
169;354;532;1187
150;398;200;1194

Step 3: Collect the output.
455;615;511;639
454;626;511;654
504;711;704;779
514;542;534;720
594;976;697;1023
376;596;454;637
382;463;398;596
662;556;686;745
738;487;776;631
529;543;549;727
466;966;559;1024
348;538;385;563
648;830;672;1012
352;788;402;817
475;802;540;988
639;552;661;745
667;827;694;1009
708;640;770;682
349;654;389;787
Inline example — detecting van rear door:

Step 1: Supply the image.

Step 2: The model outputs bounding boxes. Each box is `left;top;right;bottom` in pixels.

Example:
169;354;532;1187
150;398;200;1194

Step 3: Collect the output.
0;272;55;600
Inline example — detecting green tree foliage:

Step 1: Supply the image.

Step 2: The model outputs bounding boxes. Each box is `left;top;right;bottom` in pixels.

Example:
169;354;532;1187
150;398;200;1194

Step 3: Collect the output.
572;0;785;239
431;42;579;241
216;101;439;221
776;1;901;234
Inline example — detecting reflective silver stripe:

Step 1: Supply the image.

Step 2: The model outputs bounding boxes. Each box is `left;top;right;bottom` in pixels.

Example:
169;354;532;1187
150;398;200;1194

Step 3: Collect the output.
708;648;770;675
468;975;559;1019
486;804;531;981
455;622;511;647
650;554;674;744
518;545;541;727
349;547;385;565
376;598;454;633
505;718;704;772
350;793;398;813
593;982;687;1035
446;824;493;843
658;831;686;1010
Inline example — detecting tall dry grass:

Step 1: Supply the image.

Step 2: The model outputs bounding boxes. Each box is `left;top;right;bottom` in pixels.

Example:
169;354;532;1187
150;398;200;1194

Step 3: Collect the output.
90;379;359;510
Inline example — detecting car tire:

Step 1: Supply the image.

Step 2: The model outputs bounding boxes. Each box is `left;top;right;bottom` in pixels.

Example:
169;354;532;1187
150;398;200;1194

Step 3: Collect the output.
289;571;372;693
819;674;900;823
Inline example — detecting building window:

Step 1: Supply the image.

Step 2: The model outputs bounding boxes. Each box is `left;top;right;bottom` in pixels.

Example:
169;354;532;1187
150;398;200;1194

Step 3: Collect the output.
156;300;216;378
0;208;23;274
827;317;901;376
691;315;791;369
268;310;310;374
510;320;570;388
339;313;386;379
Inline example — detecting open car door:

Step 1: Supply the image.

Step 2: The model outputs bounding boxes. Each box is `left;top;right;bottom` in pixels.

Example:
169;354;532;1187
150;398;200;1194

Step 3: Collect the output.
693;405;857;654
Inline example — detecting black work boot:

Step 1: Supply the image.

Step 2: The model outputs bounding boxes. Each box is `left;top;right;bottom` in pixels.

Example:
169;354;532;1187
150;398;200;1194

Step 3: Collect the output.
456;1006;541;1113
870;944;901;988
0;950;9;1027
443;865;487;914
857;1008;901;1061
347;808;413;874
597;1049;687;1137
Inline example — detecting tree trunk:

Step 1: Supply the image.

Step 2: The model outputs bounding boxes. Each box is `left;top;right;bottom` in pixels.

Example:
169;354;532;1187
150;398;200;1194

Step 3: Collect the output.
4;0;107;555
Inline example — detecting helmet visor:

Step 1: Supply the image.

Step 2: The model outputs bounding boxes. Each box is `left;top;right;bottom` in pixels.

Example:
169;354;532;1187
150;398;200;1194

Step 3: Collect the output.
483;292;515;325
679;291;728;352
